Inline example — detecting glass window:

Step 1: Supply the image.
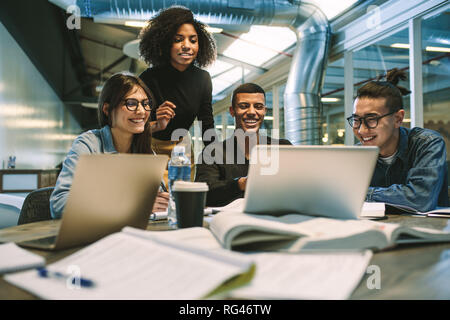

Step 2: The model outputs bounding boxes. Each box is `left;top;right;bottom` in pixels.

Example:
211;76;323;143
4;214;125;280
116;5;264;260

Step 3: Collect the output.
261;90;273;132
213;113;223;141
353;27;411;129
321;58;345;145
278;83;286;139
421;9;450;186
226;111;235;139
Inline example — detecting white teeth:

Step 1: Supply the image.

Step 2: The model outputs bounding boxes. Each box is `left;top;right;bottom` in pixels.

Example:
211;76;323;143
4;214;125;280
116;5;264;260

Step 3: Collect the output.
130;119;144;123
244;120;257;123
363;136;375;141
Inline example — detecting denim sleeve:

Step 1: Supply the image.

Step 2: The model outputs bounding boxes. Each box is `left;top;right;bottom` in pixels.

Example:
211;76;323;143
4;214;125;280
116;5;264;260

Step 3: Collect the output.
367;136;447;212
49;138;93;219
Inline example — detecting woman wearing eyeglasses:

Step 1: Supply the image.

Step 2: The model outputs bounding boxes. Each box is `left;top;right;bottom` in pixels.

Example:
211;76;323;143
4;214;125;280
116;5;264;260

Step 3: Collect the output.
50;72;170;219
138;6;218;183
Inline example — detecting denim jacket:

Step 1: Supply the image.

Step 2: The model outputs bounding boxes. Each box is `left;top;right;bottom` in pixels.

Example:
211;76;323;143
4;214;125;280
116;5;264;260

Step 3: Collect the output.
366;126;449;212
50;126;118;219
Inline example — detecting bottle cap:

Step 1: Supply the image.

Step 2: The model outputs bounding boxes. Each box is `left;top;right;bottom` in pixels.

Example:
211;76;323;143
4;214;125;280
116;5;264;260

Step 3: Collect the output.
172;181;209;192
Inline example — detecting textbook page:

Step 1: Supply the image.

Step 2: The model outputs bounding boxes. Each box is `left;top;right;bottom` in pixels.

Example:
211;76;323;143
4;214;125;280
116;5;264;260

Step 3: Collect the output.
360;202;385;218
210;211;388;250
229;250;373;300
123;226;222;251
204;198;245;215
5;232;253;300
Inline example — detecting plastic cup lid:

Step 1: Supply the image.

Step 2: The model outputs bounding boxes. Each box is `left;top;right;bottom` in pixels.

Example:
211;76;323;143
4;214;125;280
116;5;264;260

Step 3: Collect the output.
172;181;209;192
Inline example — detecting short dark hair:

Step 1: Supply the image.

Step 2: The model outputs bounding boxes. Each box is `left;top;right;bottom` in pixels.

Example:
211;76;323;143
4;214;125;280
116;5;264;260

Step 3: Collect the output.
139;6;216;68
97;72;156;154
231;83;266;108
356;68;411;112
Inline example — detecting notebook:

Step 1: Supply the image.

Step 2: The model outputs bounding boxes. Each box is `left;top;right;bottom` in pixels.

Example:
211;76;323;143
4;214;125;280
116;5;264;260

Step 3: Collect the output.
18;154;168;250
243;145;379;219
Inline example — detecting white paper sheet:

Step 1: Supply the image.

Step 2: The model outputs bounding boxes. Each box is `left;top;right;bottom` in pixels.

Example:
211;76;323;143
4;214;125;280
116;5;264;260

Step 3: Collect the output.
230;250;373;300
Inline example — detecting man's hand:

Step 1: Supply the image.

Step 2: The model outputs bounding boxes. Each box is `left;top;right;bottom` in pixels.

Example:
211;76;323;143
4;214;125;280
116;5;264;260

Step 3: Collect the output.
153;191;169;212
237;177;247;191
151;101;176;132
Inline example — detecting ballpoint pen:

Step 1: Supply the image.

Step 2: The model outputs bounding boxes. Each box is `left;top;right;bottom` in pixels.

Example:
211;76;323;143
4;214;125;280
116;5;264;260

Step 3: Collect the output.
36;267;95;288
160;182;168;192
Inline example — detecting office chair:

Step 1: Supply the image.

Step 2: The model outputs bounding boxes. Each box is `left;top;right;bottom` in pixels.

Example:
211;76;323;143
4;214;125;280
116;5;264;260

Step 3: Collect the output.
17;187;54;225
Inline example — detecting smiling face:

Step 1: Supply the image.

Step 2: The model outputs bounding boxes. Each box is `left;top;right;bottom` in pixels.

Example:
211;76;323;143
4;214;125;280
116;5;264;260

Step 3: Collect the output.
230;93;266;134
170;23;199;71
104;85;150;138
352;97;404;157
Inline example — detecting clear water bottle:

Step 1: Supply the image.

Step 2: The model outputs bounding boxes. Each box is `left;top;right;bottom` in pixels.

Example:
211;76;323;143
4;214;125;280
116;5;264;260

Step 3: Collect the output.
167;145;191;228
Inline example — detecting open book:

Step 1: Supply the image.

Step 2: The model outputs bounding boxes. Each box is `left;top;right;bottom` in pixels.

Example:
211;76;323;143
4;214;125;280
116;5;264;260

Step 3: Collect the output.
208;210;450;252
5;227;254;300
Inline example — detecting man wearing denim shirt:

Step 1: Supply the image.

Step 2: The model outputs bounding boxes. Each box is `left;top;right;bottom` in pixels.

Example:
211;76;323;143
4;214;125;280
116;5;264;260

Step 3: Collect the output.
347;69;448;212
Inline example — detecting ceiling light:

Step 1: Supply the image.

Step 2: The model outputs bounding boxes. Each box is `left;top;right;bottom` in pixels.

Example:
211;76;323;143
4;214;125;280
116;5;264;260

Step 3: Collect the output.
425;46;450;53
205;27;223;33
321;97;340;103
222;26;296;66
264;116;274;120
309;0;359;19
391;43;450;52
390;43;410;49
40;134;80;141
4;119;60;129
124;21;148;28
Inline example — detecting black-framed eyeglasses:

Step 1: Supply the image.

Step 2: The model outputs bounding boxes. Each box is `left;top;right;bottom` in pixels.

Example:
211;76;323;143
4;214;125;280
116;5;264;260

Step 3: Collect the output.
122;98;152;112
346;111;396;129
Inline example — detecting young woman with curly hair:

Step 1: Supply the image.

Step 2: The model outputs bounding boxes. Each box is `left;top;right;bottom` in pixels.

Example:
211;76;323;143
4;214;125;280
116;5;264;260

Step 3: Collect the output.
139;6;218;182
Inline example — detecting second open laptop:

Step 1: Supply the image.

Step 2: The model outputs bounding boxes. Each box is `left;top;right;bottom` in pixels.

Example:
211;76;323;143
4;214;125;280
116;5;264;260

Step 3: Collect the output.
18;154;168;250
243;145;379;219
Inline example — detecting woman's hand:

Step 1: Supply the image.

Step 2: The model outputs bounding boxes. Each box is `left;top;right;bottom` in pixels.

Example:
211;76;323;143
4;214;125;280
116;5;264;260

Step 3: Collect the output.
152;191;169;212
151;101;176;132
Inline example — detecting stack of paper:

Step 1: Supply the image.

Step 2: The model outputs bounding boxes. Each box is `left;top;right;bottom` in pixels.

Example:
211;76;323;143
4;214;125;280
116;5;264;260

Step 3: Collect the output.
0;243;45;274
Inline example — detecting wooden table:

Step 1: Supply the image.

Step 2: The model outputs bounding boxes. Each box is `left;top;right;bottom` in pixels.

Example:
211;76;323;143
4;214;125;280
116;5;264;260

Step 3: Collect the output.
1;215;449;299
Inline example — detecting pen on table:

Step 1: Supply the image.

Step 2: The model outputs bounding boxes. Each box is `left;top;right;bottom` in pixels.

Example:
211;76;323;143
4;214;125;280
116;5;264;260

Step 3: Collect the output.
36;267;95;288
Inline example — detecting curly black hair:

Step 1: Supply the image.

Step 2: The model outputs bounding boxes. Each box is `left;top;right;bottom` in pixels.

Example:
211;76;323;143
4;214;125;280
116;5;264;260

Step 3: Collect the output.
139;6;216;68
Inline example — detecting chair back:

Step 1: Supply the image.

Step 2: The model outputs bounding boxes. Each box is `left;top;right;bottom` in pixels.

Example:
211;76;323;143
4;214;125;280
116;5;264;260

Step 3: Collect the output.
17;187;54;225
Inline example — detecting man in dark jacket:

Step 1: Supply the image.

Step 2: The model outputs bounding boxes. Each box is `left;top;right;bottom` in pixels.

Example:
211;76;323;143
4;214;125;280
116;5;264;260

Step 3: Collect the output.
195;83;291;206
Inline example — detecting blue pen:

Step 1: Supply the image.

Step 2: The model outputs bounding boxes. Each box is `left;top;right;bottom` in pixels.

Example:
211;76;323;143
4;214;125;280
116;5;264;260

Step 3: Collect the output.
36;267;95;288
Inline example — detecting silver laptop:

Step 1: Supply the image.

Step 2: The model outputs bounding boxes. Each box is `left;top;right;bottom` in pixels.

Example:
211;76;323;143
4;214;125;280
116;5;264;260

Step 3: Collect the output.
243;145;379;219
19;154;168;250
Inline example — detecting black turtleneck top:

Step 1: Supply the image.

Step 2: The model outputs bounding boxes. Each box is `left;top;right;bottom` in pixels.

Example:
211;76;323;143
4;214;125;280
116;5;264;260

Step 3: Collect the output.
140;64;216;145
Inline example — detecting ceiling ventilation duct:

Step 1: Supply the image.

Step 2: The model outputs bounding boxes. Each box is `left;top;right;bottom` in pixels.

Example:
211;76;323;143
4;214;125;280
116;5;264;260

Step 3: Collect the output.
50;0;330;145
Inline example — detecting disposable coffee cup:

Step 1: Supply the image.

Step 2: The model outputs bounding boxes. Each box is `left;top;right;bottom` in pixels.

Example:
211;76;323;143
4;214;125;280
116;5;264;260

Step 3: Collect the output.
172;181;209;228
